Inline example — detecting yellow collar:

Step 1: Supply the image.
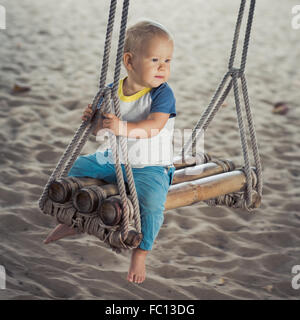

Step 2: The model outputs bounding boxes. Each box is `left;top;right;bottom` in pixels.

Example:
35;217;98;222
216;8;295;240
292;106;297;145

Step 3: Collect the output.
118;78;151;102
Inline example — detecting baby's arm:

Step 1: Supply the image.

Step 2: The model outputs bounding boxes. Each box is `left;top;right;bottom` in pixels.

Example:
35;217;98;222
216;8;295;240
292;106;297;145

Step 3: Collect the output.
102;112;169;139
81;104;104;136
125;112;169;139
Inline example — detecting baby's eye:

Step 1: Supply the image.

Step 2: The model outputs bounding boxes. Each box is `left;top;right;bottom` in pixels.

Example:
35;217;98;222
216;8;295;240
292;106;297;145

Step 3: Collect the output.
152;58;159;62
165;59;171;63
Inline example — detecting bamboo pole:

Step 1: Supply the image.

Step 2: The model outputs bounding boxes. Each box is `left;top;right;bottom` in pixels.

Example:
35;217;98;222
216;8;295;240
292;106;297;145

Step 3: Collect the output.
73;184;122;213
72;160;234;213
109;230;143;248
43;217;142;248
173;153;211;169
99;195;123;226
48;152;213;205
165;169;256;211
172;160;234;185
48;177;106;203
98;168;257;225
43;166;257;249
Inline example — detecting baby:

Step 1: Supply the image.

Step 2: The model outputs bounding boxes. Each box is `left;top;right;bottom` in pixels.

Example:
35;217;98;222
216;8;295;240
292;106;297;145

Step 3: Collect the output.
46;20;176;284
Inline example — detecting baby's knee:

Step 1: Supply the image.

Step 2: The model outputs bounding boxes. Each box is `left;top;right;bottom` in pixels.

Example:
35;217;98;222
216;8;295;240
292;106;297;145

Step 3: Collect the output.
139;193;165;214
137;182;167;208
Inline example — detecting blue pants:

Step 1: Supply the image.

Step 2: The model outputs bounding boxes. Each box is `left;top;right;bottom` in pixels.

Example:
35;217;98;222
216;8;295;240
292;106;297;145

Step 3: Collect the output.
68;150;176;251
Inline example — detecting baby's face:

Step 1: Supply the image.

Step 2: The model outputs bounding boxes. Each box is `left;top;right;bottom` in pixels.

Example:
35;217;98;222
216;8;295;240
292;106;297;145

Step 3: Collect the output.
131;35;174;88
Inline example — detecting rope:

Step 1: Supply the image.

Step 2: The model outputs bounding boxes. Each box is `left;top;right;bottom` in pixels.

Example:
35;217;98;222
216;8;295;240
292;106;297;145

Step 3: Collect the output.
240;74;263;199
211;158;235;173
232;72;253;208
38;0;141;246
228;0;246;70
104;0;142;239
181;71;231;160
38;121;89;211
99;0;117;88
44;195;139;251
96;0;141;241
186;76;233;158
204;166;260;210
180;0;262;210
38;0;118;210
240;0;256;74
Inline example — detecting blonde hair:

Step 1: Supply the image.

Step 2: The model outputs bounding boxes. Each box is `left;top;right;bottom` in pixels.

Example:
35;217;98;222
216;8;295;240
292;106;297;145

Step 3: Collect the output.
124;20;173;54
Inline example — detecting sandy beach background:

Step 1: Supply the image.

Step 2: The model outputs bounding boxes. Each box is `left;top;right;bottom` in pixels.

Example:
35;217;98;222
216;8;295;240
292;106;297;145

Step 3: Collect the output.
0;0;300;299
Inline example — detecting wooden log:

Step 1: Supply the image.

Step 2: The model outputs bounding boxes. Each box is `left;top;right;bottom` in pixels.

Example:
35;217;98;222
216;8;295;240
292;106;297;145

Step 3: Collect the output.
46;153;217;205
118;230;143;248
48;153;215;205
173;153;211;169
73;161;236;216
43;220;142;248
172;160;234;185
97;168;257;225
99;196;123;226
48;176;106;204
73;184;121;213
165;169;257;211
126;230;143;247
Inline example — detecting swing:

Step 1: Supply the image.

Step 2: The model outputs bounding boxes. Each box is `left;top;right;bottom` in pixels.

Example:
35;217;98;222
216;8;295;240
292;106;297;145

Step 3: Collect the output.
38;0;263;253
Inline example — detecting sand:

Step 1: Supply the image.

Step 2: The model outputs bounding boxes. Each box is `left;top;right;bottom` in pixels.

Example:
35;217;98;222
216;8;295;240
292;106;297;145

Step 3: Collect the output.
0;0;300;300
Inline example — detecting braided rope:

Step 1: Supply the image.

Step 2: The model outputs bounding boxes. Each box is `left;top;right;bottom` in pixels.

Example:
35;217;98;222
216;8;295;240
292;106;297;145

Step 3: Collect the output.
181;71;231;160
232;72;252;208
99;0;117;88
210;158;235;173
59;0;119;178
240;74;263;200
202;80;233;133
38;0;117;211
44;193;139;252
240;0;256;74
109;0;142;235
90;1;129;239
38;0;142;245
190;76;233;157
61;121;95;177
228;0;246;70
181;0;262;210
205;167;259;210
204;192;256;209
38;121;89;211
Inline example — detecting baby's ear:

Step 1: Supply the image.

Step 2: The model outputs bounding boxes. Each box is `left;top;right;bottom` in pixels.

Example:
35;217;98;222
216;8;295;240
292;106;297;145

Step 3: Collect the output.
123;52;133;70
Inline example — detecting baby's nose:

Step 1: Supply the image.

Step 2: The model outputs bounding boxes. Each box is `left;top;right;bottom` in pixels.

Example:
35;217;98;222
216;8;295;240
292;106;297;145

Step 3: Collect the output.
158;62;166;70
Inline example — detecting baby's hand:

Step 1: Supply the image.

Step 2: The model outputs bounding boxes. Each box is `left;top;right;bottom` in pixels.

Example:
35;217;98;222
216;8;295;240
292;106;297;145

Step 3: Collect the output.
82;104;93;121
102;113;125;136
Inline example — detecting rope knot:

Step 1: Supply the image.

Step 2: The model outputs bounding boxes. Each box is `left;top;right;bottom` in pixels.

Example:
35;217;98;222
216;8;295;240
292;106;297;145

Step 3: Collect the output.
229;68;243;78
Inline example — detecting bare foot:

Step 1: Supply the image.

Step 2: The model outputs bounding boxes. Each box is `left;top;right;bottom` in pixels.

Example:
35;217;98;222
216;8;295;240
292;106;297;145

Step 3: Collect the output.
44;223;80;244
127;248;148;284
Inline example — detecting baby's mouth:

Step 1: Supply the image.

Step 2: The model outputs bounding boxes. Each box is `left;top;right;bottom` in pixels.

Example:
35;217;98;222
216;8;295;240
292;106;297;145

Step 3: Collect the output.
155;76;164;79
